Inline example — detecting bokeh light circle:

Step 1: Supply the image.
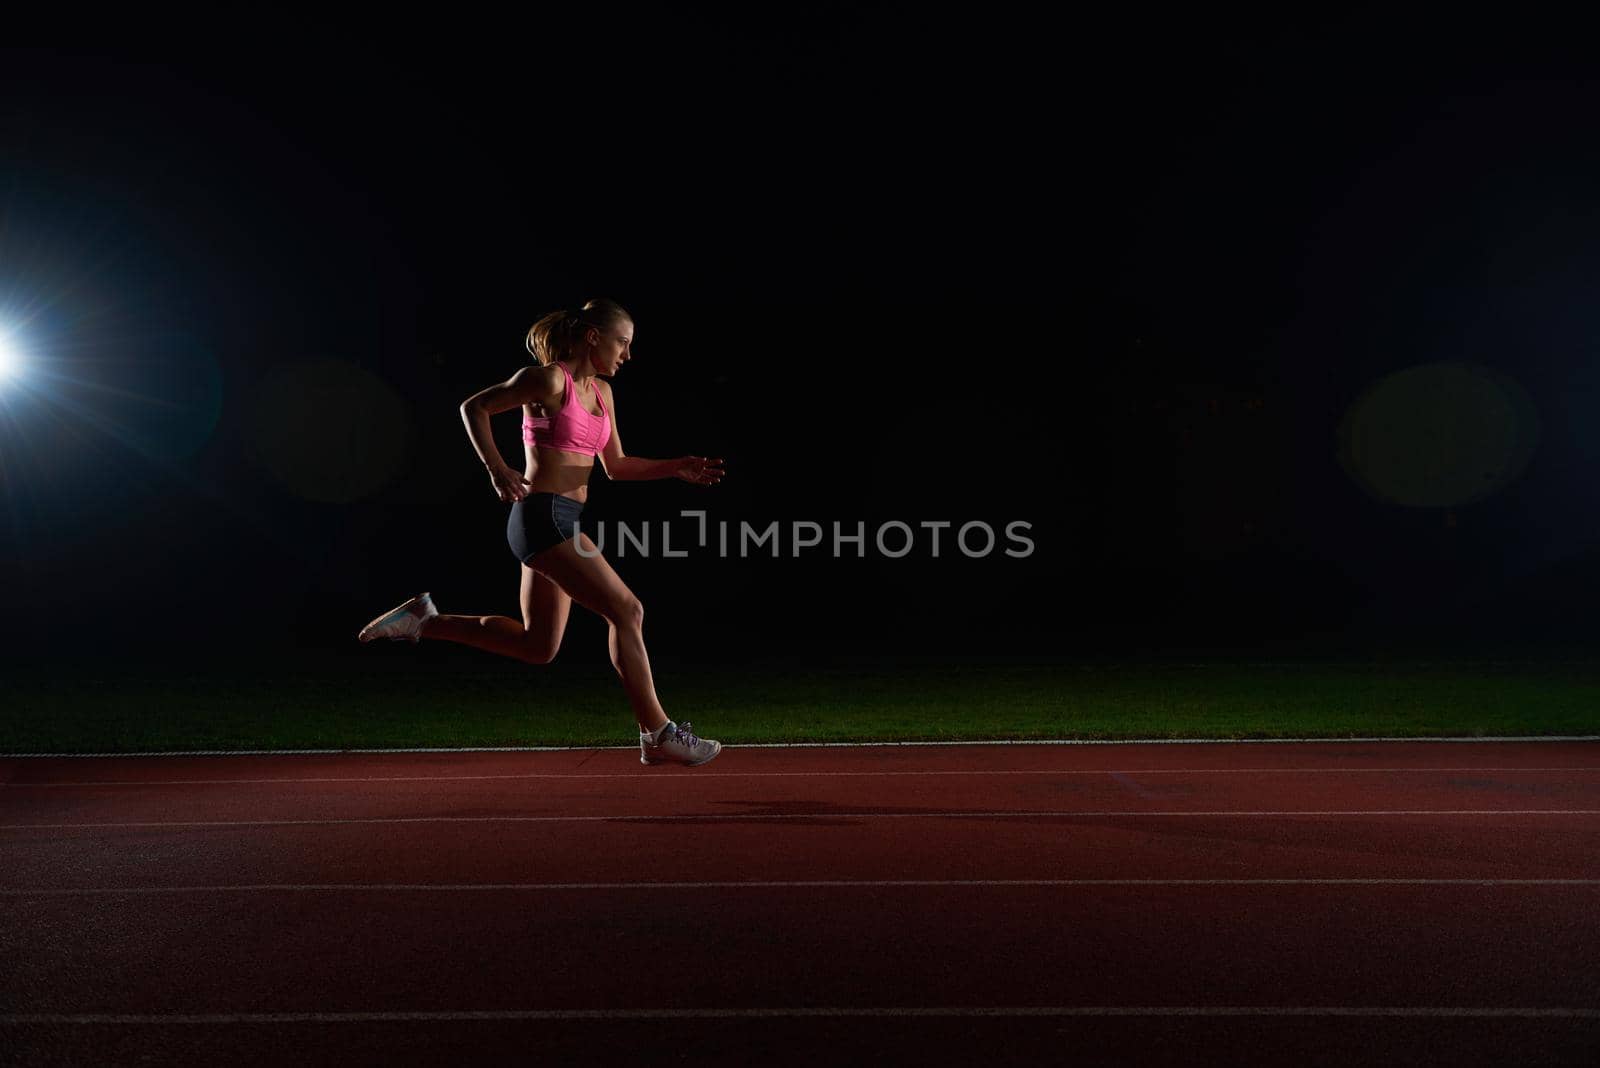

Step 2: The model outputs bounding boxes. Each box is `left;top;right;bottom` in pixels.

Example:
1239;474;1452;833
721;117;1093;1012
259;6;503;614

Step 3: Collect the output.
1336;362;1540;508
245;360;412;502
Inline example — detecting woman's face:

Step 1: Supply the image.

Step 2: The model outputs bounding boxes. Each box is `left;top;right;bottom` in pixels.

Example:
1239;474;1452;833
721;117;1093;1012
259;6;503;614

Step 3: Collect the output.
588;321;633;377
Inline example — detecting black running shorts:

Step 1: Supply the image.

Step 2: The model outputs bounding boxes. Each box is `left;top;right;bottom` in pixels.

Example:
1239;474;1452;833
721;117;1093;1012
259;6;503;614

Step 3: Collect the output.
507;492;584;565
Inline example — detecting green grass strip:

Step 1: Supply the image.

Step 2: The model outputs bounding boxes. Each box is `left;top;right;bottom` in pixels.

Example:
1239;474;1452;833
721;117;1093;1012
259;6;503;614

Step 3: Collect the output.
4;656;1599;753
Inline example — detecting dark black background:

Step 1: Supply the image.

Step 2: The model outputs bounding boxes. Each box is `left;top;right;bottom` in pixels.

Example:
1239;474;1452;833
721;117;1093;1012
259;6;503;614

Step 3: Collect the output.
3;9;1598;670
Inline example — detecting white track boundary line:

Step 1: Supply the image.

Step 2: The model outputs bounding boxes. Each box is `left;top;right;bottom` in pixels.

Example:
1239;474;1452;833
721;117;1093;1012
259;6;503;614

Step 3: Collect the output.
2;1007;1596;1023
6;766;1599;788
4;879;1598;897
3;736;1598;758
5;809;1598;831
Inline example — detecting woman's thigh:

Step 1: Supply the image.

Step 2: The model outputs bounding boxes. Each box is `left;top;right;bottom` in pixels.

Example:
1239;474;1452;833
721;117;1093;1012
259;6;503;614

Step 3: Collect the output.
520;564;573;640
528;534;640;624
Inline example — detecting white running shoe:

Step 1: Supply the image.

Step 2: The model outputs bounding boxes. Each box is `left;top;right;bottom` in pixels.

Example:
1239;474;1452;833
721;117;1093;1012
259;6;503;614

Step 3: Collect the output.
357;593;438;643
640;721;722;767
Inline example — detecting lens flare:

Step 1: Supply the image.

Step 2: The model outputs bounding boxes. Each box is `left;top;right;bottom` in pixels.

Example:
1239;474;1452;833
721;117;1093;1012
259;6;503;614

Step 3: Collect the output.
0;329;21;381
244;359;412;502
1337;362;1540;508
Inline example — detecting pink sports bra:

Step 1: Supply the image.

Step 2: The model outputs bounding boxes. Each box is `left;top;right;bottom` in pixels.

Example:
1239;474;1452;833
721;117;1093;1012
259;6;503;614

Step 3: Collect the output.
522;362;611;457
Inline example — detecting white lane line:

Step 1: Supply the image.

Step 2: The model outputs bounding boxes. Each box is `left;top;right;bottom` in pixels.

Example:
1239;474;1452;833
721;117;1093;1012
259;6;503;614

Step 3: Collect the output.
3;879;1599;896
1;1007;1596;1022
9;767;1600;788
4;810;1599;831
4;736;1598;758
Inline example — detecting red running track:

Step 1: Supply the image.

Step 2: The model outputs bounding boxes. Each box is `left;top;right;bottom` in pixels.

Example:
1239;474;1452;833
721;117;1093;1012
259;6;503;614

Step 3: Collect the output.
2;741;1598;1066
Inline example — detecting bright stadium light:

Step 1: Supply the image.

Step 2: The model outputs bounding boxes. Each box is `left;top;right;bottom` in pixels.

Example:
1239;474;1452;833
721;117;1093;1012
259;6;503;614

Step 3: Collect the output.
0;329;21;382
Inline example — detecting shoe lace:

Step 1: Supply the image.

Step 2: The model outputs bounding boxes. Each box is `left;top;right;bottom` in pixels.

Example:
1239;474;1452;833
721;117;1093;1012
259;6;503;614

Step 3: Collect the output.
675;722;700;749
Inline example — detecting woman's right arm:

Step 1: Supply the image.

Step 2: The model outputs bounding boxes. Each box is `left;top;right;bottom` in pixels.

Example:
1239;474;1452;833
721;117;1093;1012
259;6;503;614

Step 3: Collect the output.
459;365;559;499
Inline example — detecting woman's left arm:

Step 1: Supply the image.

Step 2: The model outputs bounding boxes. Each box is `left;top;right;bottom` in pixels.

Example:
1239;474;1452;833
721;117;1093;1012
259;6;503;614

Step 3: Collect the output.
597;383;725;485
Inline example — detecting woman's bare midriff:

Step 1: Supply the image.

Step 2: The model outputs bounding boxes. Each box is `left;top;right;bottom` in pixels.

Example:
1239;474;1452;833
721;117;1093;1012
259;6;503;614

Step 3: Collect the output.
524;445;595;503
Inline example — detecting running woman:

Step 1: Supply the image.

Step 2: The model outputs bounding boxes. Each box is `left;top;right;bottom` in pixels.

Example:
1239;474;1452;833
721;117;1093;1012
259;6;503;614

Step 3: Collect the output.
358;298;726;766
